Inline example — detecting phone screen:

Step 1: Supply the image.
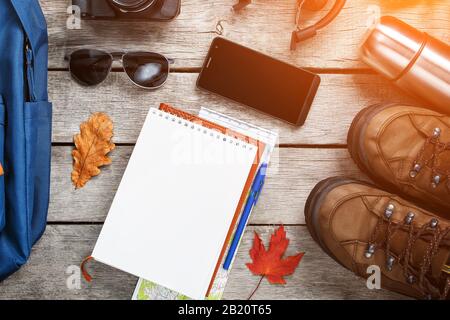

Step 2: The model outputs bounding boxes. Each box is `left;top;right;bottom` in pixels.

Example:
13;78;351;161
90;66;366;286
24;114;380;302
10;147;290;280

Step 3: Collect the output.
197;38;320;125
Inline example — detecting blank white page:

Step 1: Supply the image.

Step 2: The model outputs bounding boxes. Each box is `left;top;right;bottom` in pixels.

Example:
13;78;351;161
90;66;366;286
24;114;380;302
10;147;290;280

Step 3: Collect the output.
92;108;257;300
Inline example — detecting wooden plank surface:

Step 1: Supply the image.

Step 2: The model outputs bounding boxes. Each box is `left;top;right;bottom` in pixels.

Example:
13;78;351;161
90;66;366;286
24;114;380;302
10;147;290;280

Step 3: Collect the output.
43;0;449;69
3;0;443;300
49;72;417;145
49;146;366;224
0;225;405;300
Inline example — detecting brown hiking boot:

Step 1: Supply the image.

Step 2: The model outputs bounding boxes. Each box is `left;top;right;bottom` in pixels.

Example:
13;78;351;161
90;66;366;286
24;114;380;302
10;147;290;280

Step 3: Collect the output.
348;104;450;218
304;177;450;299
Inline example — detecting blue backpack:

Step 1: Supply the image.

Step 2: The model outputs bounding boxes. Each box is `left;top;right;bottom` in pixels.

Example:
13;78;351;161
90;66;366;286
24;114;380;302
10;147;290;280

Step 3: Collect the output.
0;0;52;280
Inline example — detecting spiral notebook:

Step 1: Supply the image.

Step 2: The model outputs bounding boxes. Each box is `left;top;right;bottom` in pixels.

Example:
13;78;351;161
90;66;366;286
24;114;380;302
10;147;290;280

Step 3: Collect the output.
92;106;261;300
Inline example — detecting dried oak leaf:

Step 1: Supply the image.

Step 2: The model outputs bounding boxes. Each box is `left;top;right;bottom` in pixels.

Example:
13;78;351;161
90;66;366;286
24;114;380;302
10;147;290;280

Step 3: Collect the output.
71;113;115;189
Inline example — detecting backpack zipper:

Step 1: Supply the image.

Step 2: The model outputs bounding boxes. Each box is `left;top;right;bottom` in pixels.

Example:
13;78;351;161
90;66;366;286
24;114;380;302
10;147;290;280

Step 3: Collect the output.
25;39;36;102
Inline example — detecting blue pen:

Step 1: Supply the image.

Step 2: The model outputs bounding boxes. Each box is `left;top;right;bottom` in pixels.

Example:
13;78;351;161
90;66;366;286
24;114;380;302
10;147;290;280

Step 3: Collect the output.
223;163;268;270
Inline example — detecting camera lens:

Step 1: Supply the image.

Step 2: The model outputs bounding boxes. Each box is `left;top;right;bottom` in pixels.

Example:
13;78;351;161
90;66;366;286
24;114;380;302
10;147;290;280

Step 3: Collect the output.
109;0;156;12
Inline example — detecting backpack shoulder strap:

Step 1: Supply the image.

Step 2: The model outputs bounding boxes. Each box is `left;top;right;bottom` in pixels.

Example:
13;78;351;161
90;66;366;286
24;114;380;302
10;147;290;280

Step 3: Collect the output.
10;0;48;51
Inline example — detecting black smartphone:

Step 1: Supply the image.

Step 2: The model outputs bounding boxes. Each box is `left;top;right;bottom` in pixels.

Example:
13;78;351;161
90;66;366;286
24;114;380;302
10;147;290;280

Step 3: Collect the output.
197;37;321;126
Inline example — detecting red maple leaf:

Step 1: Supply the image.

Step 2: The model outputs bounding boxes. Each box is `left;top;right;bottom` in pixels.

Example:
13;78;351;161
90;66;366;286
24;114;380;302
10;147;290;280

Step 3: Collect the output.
246;226;304;293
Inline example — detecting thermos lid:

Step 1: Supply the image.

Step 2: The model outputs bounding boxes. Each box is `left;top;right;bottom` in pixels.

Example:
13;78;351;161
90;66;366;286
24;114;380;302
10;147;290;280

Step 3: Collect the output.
360;16;427;80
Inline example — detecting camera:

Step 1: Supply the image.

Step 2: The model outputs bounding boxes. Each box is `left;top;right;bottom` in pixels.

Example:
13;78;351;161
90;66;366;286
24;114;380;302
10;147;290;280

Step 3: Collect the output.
72;0;181;21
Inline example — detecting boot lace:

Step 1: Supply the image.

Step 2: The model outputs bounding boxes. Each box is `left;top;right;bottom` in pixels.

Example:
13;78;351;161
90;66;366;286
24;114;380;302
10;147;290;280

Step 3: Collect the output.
409;127;450;190
365;203;450;299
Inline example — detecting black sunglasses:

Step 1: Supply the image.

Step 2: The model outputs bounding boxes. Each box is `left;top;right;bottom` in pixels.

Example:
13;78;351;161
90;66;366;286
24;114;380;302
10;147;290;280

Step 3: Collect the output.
66;49;174;89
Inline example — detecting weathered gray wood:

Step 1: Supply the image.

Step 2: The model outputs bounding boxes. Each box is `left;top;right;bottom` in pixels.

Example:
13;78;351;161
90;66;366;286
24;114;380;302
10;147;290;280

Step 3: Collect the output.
42;0;449;69
48;146;367;224
49;72;417;144
7;0;440;301
0;225;406;300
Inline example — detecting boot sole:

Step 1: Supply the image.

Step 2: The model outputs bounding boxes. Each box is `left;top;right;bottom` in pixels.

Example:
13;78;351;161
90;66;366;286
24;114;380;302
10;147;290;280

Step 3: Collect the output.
347;103;400;193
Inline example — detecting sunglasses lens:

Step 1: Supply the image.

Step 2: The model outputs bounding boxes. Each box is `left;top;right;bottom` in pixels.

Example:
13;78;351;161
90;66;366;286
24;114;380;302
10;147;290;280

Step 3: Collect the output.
69;49;112;86
123;52;169;89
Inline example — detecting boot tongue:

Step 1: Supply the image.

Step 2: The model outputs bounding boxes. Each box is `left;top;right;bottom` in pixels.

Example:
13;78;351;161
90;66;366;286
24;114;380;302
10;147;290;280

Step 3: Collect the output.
385;227;450;282
441;256;450;277
429;245;450;280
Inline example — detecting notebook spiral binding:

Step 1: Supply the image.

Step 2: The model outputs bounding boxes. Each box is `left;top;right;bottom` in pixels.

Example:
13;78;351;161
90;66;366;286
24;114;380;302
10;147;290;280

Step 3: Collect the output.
151;108;256;152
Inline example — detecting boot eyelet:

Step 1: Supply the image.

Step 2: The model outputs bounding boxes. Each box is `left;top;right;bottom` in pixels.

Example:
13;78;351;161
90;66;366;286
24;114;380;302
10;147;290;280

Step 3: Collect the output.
409;164;421;178
384;203;395;219
407;274;416;284
405;212;415;225
386;256;395;271
430;218;438;228
365;243;376;259
431;175;441;189
433;127;441;138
